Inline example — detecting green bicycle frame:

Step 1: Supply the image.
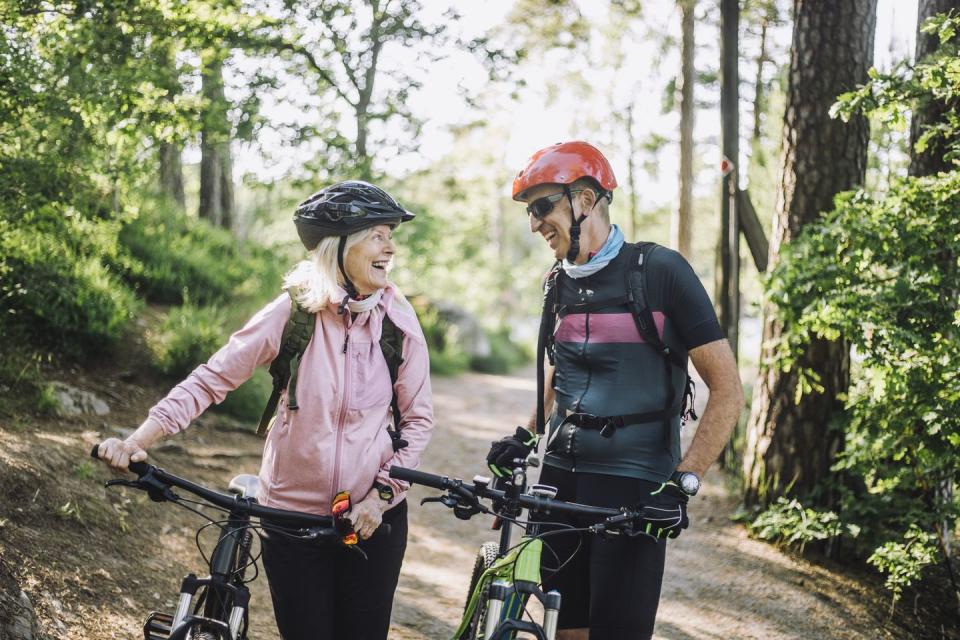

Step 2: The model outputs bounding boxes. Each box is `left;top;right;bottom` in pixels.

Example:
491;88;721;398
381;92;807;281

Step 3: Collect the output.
453;537;543;640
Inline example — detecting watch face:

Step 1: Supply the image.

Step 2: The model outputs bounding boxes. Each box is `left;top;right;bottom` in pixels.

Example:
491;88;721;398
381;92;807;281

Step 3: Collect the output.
679;473;700;495
376;483;394;502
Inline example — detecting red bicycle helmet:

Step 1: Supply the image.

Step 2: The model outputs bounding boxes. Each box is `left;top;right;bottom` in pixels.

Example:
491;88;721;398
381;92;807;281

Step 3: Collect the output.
512;140;618;202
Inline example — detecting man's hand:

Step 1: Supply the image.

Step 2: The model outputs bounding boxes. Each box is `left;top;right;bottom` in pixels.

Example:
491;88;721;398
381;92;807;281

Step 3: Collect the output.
348;491;386;540
486;427;538;477
641;481;690;539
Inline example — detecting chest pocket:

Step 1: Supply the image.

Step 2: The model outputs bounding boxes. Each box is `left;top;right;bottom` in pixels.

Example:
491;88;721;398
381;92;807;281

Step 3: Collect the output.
349;339;393;411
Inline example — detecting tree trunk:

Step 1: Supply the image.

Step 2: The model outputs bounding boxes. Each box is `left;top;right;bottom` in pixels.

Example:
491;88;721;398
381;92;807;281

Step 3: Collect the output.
199;53;234;230
674;0;695;258
717;0;740;356
626;102;638;241
752;14;769;144
743;0;877;507
908;0;960;177
158;143;185;209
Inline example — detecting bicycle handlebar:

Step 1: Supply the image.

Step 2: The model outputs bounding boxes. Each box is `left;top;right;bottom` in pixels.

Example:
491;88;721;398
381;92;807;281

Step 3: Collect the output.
91;443;338;530
390;465;628;521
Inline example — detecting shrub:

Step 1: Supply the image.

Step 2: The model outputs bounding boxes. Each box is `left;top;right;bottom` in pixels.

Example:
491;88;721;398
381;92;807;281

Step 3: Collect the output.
0;210;139;356
118;202;278;306
469;328;531;374
747;497;861;554
214;369;273;425
147;304;226;378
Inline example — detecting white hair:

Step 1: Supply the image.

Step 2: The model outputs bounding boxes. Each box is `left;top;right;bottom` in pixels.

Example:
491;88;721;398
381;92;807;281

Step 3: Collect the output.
283;227;375;312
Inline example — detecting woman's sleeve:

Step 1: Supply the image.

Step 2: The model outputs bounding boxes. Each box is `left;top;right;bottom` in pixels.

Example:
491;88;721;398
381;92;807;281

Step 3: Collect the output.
147;294;292;435
375;328;434;495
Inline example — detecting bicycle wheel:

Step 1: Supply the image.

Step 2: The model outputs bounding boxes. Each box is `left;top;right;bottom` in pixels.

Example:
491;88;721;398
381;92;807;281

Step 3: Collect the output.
458;541;500;640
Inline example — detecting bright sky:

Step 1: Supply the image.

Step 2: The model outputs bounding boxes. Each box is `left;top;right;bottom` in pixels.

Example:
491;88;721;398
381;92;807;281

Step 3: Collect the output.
225;0;919;208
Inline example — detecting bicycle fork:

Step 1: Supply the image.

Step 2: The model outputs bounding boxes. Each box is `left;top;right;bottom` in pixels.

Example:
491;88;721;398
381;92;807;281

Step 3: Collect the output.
483;537;563;640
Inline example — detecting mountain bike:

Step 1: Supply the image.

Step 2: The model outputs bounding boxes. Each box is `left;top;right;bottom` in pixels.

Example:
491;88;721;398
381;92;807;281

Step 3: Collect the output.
390;459;659;640
90;444;377;640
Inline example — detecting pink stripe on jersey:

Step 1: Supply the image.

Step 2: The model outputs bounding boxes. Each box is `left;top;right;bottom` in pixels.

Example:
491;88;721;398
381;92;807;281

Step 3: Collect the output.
554;311;665;344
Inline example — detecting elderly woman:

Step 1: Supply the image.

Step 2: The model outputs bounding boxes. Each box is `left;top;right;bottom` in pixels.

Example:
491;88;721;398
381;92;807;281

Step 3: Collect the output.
95;181;434;640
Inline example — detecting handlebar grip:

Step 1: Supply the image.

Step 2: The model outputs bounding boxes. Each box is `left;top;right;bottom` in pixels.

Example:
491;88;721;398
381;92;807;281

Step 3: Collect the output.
389;465;447;490
90;442;149;476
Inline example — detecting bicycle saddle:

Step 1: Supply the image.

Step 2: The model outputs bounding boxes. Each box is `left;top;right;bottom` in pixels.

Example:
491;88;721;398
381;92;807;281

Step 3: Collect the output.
228;474;261;501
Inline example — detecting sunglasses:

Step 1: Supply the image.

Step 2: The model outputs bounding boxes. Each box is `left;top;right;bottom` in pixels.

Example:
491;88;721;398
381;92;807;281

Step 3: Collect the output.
526;189;584;219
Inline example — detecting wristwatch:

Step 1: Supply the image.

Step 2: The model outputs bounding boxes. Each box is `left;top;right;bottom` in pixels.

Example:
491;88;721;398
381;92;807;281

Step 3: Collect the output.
670;470;701;496
373;481;394;504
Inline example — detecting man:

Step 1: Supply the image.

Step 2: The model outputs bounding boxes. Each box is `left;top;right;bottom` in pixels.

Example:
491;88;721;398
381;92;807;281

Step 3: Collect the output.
487;141;743;639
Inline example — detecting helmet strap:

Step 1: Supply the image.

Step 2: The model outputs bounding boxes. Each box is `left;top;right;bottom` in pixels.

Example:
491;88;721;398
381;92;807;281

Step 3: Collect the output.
564;185;588;263
336;236;360;313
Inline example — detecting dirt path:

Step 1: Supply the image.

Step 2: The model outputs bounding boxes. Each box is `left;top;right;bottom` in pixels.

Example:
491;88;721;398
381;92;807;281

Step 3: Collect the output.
0;366;906;639
387;367;898;640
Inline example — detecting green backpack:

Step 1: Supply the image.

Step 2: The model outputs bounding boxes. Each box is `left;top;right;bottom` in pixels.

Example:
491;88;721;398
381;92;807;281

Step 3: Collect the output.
256;291;408;452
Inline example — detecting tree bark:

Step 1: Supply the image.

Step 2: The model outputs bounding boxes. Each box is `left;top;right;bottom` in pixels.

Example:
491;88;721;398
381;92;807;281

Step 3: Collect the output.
159;143;185;209
743;0;877;507
717;0;740;356
199;53;234;230
673;0;695;259
908;0;960;177
752;13;769;144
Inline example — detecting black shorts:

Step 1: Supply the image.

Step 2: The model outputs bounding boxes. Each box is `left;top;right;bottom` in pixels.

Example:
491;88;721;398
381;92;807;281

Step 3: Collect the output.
533;465;666;639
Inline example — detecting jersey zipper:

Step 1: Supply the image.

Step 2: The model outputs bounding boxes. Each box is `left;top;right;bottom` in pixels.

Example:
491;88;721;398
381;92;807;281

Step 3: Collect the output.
331;316;353;502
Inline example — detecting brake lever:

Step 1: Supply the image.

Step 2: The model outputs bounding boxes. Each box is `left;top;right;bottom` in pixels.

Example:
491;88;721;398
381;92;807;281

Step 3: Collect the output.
104;477;177;503
105;479;142;489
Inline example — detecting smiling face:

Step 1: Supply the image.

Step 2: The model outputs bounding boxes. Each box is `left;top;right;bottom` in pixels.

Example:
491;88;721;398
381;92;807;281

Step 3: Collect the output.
343;225;396;295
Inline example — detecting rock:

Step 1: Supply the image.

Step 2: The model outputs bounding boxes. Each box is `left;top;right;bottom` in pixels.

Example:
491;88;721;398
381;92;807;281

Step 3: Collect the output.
48;382;110;416
0;589;38;640
432;301;491;358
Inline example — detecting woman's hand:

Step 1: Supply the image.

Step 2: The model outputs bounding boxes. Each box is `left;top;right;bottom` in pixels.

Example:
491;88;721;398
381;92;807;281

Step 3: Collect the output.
95;436;148;472
347;490;386;540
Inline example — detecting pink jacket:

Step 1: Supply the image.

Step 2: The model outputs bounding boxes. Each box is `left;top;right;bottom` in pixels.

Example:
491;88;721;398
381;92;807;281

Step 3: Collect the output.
147;284;433;515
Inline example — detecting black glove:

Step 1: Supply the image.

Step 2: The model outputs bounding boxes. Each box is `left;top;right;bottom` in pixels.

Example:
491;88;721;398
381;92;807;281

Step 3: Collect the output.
486;427;538;478
640;481;690;539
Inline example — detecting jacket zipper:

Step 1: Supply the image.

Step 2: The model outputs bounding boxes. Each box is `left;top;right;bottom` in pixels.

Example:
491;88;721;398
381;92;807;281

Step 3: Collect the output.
331;316;353;502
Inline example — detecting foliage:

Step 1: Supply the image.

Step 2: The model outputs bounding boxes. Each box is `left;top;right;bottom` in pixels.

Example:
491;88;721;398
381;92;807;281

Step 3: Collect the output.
118;200;287;306
832;11;960;169
146;304;226;379
470;328;532;375
413;303;470;376
867;526;939;605
747;497;861;554
758;13;960;604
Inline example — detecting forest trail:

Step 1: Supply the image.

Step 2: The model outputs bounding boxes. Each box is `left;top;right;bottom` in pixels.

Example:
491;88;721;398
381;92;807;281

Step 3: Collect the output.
387;368;899;640
0;365;907;640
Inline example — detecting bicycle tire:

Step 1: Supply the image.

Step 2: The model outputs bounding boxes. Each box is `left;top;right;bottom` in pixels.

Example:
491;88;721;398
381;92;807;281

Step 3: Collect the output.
459;541;500;640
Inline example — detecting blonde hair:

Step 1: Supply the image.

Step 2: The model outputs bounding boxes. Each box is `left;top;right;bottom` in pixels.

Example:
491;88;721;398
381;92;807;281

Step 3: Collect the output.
283;227;375;312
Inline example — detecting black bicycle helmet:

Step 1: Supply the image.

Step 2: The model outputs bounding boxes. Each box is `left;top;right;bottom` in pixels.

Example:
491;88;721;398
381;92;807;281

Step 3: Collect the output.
293;180;415;250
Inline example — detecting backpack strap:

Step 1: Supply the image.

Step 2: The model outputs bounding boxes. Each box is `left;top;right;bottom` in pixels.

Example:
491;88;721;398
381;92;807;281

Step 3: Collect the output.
535;261;563;435
379;313;408;452
623;242;698;449
257;290;315;437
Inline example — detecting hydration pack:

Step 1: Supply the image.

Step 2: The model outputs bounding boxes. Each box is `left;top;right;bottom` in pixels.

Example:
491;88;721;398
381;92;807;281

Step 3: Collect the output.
535;242;697;440
256;290;408;452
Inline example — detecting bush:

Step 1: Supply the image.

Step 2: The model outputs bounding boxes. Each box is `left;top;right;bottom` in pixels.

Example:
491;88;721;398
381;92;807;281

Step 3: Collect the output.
414;302;470;376
147;304;226;378
469;328;531;374
747;497;861;554
118;202;284;306
0;210;139;356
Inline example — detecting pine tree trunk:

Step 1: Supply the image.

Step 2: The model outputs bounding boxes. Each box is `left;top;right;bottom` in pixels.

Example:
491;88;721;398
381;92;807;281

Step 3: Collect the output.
908;0;960;177
674;0;695;259
743;0;877;507
158;143;185;209
199;53;233;230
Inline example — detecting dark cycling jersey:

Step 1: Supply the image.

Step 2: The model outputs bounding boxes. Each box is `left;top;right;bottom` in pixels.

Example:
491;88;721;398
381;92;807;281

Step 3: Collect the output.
544;243;723;482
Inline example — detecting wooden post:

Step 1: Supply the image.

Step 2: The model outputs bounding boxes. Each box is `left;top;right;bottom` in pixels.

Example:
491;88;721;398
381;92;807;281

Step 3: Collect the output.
718;0;740;358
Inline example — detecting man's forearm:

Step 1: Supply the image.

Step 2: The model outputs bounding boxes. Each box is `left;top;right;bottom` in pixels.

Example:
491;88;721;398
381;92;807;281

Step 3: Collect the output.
679;378;744;478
